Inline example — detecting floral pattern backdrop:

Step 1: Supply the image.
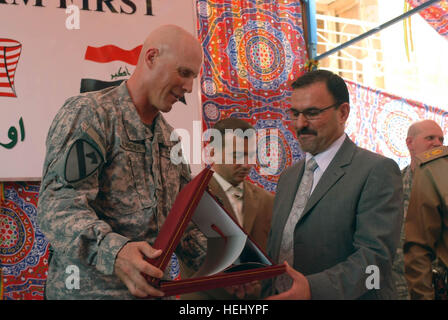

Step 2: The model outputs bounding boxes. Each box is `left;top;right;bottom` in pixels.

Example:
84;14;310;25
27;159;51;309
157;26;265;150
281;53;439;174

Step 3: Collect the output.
196;0;308;192
1;182;49;300
407;0;448;39
345;80;448;170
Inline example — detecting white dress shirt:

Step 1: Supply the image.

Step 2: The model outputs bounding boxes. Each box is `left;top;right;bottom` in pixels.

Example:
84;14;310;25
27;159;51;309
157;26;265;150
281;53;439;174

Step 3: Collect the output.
306;133;346;193
213;172;244;226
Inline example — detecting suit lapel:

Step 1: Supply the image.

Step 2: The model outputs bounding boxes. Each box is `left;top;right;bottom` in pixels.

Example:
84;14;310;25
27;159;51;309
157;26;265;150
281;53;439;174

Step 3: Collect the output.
208;176;237;220
299;136;356;221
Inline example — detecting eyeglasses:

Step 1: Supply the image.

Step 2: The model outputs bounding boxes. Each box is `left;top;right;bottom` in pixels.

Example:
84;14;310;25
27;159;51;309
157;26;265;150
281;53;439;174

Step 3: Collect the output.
286;103;340;121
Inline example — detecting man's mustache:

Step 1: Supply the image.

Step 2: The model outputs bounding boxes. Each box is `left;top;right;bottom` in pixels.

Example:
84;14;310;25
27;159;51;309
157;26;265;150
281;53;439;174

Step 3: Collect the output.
178;95;186;104
297;128;317;136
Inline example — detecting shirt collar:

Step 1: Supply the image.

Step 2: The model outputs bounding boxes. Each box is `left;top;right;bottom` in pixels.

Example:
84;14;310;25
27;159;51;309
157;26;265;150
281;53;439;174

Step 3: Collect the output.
306;133;346;172
213;171;244;193
401;165;413;180
119;81;176;147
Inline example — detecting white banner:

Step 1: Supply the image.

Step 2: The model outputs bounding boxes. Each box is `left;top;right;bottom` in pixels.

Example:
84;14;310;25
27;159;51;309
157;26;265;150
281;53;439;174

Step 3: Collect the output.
0;0;201;180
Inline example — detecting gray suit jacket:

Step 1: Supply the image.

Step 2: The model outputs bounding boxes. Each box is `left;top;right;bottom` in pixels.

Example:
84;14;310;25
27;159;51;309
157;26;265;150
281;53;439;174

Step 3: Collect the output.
264;136;403;299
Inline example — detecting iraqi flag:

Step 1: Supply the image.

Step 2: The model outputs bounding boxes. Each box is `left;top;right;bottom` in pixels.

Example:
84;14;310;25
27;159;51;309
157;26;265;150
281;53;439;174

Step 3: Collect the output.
80;44;142;93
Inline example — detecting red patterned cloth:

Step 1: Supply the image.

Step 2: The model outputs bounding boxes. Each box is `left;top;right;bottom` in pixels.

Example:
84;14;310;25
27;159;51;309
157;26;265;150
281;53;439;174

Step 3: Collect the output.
196;0;308;191
407;0;448;39
346;79;448;169
0;182;49;300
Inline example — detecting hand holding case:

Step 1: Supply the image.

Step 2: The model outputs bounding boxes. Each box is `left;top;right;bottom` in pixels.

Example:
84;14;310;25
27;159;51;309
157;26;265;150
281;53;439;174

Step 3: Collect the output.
144;167;285;297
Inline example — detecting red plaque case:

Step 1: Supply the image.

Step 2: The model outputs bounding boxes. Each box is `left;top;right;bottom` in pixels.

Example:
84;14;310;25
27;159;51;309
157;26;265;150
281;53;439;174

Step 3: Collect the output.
145;167;285;297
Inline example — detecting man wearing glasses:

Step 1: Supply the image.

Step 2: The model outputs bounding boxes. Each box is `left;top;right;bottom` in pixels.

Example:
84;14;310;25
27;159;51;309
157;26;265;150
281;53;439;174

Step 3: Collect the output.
263;70;403;299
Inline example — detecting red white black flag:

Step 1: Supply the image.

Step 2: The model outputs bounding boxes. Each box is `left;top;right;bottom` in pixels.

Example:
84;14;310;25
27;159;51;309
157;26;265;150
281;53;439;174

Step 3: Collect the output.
80;44;142;93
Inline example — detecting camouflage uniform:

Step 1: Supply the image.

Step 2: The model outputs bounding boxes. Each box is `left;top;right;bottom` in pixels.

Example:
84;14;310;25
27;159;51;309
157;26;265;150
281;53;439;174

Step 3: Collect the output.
37;82;205;299
404;146;448;299
390;166;412;300
401;166;413;217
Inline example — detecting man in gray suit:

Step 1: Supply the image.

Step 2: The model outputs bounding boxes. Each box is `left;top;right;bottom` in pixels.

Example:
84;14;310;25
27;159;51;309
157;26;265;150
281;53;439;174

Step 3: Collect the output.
264;70;403;300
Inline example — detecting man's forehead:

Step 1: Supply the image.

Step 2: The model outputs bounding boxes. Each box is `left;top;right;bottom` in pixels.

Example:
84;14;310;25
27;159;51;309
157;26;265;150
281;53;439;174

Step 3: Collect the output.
290;82;331;104
174;41;202;74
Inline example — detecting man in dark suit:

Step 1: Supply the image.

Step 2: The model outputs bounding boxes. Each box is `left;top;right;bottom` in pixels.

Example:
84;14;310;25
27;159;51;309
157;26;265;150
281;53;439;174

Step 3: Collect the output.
264;70;403;300
181;117;274;299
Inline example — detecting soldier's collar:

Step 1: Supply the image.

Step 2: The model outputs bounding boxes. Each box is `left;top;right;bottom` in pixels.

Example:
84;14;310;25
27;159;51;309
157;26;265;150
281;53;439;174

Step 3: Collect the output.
119;82;154;142
152;113;177;147
416;146;448;166
119;82;178;147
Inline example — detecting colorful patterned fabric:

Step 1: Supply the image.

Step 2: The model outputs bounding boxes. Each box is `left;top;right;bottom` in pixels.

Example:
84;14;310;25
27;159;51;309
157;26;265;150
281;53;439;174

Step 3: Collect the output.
0;182;49;300
407;0;448;39
196;0;308;192
345;80;448;169
0;181;182;300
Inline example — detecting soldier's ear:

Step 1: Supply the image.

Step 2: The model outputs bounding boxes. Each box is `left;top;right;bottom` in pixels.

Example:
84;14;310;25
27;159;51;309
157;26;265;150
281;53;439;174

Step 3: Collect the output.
145;48;159;68
406;136;413;151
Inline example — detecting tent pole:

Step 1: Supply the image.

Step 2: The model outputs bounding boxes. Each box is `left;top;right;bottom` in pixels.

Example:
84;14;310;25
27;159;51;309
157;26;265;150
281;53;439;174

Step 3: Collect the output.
315;0;441;61
303;0;318;60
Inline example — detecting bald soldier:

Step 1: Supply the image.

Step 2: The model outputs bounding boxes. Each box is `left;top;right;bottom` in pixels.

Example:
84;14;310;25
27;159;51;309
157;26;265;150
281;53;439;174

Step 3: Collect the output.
37;25;206;299
405;120;444;173
404;145;448;299
393;120;444;299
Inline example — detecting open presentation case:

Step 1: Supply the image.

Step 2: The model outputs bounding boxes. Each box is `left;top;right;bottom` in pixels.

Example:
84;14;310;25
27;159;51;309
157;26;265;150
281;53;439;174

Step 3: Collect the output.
144;167;285;297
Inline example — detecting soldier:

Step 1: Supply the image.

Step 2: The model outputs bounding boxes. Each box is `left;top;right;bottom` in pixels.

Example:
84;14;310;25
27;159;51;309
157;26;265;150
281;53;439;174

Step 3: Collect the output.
404;145;448;299
37;25;206;299
393;120;444;299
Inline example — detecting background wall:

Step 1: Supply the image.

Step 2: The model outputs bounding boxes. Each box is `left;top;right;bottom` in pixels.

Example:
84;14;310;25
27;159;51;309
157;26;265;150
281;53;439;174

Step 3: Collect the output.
0;0;201;180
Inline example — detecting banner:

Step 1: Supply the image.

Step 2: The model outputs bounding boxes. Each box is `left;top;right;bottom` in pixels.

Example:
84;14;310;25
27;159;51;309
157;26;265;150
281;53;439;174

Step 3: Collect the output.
196;0;307;192
0;0;200;180
407;0;448;39
0;182;48;300
346;79;448;169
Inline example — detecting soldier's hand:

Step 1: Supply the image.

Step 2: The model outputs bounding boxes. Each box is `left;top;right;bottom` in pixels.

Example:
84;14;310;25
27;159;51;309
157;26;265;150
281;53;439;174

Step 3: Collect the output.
114;241;165;298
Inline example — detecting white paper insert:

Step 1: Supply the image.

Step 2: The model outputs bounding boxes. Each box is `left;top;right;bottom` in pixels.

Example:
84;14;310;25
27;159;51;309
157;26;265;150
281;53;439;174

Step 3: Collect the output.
191;191;270;277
